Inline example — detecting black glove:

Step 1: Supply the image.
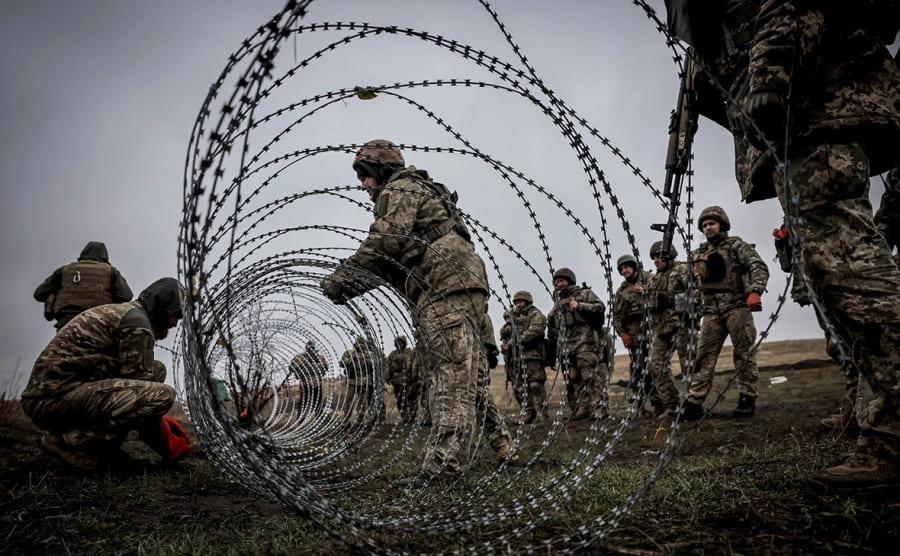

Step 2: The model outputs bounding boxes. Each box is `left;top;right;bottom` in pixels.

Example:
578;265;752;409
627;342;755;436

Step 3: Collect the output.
321;276;347;305
487;353;499;369
744;92;786;151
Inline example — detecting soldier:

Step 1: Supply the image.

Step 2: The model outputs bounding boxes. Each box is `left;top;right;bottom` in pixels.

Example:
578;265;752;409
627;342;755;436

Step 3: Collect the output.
34;241;133;331
21;277;189;471
679;206;768;420
499;310;512;367
289;340;329;420
321;139;489;481
478;310;515;462
386;335;418;423
547;267;609;421
339;336;377;424
645;241;694;416
665;1;900;486
613;254;652;405
502;290;548;424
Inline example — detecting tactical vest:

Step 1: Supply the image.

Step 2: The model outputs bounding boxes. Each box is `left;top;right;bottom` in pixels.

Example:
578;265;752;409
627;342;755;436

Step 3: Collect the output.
53;261;113;316
696;238;744;294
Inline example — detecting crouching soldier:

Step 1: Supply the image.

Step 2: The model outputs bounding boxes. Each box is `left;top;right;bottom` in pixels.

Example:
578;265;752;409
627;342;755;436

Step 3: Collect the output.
21;277;190;471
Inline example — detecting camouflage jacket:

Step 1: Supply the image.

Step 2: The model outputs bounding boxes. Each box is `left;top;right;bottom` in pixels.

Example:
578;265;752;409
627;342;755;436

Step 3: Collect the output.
687;1;900;203
22;301;158;400
875;168;900;251
612;270;651;338
505;302;546;362
547;284;606;355
329;166;489;306
289;349;328;385
340;346;375;385
692;232;769;315
385;347;415;384
648;261;694;336
498;318;512;363
597;330;614;368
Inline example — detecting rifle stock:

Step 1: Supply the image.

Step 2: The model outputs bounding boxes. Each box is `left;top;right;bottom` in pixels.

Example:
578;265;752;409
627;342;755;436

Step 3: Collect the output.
652;49;697;261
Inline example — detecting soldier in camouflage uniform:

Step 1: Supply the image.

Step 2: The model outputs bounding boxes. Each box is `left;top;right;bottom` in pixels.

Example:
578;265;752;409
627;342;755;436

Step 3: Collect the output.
478;310;515;462
386;335;418;423
34;241;133;331
683;206;769;420
21;277;187;471
666;1;900;485
613;254;652;405
645;241;695;416
289;340;329;420
321;139;489;480
502;290;548;424
499;310;512;366
875;166;900;266
340;336;378;424
547;267;609;420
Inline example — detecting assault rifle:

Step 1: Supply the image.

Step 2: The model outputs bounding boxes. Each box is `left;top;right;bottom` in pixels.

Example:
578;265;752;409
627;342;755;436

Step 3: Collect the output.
651;49;697;262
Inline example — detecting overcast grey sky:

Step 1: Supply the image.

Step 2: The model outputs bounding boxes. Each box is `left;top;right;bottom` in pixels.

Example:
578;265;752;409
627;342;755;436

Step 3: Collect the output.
3;0;880;396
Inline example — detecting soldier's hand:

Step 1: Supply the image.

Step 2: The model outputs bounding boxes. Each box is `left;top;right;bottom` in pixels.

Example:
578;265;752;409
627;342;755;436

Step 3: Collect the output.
634;285;644;294
744;91;786;150
321;276;347;305
747;292;763;312
620;333;633;348
568;299;579;310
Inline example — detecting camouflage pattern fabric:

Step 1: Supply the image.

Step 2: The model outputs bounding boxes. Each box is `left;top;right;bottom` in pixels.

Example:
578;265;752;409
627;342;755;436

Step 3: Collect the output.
386;345;417;422
290;348;328;417
21;301;174;451
417;291;486;475
689;307;759;405
505;301;548;419
646;261;695;410
548;284;608;416
613;270;652;340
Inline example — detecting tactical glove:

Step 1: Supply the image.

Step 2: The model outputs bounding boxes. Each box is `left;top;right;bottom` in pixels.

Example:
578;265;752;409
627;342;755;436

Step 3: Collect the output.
747;292;763;312
321;276;348;305
487;353;499;369
159;416;191;463
744;92;786;151
620;333;633;348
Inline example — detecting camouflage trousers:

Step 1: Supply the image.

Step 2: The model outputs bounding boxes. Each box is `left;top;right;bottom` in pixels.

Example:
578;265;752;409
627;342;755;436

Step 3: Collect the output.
625;339;650;397
689;307;759;404
776;141;900;461
417;290;486;475
647;328;691;410
475;370;513;456
22;361;174;449
561;349;608;414
346;379;382;424
390;378;419;422
509;358;547;418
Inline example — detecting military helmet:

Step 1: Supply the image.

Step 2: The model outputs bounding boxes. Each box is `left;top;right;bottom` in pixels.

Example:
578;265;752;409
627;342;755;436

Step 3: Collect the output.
352;139;405;172
649;241;677;259
395;335;407;348
512;290;533;304
305;340;316;350
616;254;638;272
355;335;367;345
502;310;510;319
697;205;731;232
552;267;576;285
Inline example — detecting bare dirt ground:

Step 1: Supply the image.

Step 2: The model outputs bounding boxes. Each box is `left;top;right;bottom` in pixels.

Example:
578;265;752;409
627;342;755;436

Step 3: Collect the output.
2;338;898;554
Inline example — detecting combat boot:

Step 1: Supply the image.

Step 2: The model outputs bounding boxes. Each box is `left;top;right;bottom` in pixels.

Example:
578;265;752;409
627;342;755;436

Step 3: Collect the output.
571;406;591;421
820;411;859;433
732;394;756;418
520;410;537;425
40;433;101;472
816;453;900;488
670;401;703;422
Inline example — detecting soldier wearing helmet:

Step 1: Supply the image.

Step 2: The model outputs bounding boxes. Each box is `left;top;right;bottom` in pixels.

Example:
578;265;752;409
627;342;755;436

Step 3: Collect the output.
386;335;418;423
613;253;653;406
289;340;329;419
322;139;489;480
547;267;610;421
644;241;696;416
502;290;548;424
681;206;769;421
